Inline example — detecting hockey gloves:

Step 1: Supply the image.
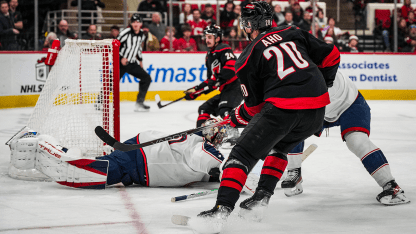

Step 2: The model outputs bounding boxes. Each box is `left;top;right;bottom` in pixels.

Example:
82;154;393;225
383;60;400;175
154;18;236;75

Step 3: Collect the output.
226;104;250;128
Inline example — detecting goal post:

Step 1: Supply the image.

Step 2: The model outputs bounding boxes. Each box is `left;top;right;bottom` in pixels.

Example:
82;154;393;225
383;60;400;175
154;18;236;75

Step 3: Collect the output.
8;39;120;180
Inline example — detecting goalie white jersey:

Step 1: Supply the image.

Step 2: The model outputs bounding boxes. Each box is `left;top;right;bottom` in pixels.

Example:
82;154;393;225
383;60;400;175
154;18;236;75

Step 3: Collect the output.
325;71;359;122
139;131;225;187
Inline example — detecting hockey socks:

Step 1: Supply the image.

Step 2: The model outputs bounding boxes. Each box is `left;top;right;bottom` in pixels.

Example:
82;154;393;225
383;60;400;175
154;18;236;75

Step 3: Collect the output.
197;113;211;127
258;153;288;193
345;131;394;187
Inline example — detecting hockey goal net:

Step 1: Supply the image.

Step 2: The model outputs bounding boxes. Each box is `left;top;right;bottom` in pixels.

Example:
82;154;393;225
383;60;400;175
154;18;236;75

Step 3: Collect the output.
9;39;120;180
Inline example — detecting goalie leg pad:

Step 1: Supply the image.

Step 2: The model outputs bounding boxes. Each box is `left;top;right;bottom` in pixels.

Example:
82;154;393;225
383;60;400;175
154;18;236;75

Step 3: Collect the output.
10;137;38;170
36;140;108;189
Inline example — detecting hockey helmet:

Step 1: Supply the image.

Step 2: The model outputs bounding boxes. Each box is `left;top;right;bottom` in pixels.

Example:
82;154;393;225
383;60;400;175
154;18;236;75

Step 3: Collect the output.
204;25;223;39
130;13;142;23
241;1;273;31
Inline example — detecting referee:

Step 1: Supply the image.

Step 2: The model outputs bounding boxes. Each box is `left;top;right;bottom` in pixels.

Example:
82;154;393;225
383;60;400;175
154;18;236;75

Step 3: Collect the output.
118;13;152;111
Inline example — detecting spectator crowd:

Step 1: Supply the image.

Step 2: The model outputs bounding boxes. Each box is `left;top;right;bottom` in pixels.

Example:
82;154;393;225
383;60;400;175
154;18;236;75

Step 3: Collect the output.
2;0;416;53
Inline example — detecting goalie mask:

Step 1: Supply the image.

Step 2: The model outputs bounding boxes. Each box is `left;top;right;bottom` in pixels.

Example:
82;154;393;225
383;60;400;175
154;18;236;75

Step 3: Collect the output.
202;118;228;148
241;1;273;32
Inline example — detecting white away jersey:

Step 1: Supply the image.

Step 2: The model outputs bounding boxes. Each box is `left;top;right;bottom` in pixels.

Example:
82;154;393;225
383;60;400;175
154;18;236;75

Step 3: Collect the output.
138;131;224;187
325;71;359;122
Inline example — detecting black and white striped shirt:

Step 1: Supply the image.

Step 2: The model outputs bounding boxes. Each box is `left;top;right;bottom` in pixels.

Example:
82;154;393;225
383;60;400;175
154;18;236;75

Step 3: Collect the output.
118;28;146;64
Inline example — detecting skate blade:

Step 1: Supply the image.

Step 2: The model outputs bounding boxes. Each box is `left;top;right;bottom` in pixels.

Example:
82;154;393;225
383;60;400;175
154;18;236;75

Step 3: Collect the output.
284;184;303;197
379;193;411;206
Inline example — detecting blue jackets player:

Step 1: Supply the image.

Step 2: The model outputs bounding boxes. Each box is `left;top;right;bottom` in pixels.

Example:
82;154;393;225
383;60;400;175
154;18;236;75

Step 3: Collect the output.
282;70;410;206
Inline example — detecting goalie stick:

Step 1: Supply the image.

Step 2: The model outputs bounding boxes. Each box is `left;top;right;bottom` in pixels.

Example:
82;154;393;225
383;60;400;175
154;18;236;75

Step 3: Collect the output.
155;86;209;109
94;118;231;152
170;144;318;203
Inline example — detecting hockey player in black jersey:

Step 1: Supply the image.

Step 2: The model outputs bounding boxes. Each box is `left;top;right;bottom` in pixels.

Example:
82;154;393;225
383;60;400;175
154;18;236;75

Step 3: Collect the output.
196;1;341;228
184;25;243;128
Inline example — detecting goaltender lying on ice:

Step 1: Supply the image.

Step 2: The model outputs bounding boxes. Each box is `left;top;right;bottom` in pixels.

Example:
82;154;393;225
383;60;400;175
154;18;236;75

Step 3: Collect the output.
7;122;258;191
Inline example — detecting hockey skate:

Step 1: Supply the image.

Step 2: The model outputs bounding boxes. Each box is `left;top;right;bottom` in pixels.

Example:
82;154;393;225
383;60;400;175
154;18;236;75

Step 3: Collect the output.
376;180;410;206
239;188;271;222
197;205;233;233
281;167;303;197
134;102;150;112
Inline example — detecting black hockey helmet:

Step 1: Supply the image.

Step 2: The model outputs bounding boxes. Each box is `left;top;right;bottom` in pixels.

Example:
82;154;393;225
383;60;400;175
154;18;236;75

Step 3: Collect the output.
241;1;273;31
130;13;142;23
204;25;223;40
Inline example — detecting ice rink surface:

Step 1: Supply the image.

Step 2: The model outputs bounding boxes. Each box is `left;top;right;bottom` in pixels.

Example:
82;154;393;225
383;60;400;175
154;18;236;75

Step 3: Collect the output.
0;100;415;234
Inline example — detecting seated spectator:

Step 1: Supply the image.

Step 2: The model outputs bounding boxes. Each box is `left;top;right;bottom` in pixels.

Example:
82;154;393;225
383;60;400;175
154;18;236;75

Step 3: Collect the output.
71;0;105;32
316;9;327;29
279;11;295;27
407;11;416;26
42;32;57;51
224;26;244;52
188;9;208;36
232;5;244;38
324;35;334;44
56;19;77;47
201;3;216;25
297;11;312;31
137;0;164;24
405;24;416;52
341;35;362;53
159;26;179;52
179;3;193;25
273;4;285;26
285;0;297;13
309;22;323;40
147;12;166;42
220;1;236;30
401;0;413;20
8;0;22;30
292;1;304;24
107;25;120;39
141;25;160;51
395;18;409;51
0;0;19;50
321;17;342;39
82;24;102;40
177;24;197;52
305;1;322;15
323;27;340;49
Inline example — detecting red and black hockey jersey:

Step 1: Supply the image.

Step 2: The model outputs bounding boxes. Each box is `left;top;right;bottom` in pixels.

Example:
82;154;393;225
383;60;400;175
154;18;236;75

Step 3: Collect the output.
235;25;340;118
195;43;238;93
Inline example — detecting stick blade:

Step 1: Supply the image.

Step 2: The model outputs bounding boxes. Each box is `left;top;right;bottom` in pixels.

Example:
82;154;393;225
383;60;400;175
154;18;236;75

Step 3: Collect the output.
155;94;163;109
302;144;318;161
94;126;116;147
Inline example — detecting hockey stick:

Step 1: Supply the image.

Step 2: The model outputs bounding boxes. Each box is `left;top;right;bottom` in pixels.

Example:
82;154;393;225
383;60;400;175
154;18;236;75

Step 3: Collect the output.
155;86;210;109
170;144;318;202
94;119;231;152
155;94;184;109
171;188;219;202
